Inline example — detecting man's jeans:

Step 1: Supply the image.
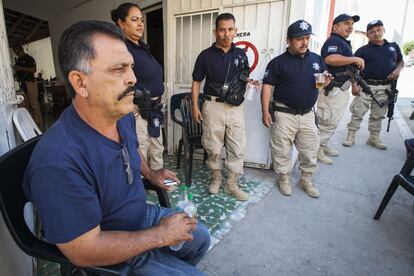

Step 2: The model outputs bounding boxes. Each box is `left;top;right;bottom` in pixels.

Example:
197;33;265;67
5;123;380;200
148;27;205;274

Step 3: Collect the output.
128;203;210;275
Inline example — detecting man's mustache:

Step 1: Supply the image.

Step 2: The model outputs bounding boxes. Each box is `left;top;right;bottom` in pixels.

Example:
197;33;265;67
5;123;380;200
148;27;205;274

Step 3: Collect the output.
117;86;136;101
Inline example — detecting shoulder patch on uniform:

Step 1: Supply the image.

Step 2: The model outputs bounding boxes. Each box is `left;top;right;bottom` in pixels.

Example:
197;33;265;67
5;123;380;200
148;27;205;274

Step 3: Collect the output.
327;46;338;53
312;62;320;71
264;69;269;78
389;46;396;52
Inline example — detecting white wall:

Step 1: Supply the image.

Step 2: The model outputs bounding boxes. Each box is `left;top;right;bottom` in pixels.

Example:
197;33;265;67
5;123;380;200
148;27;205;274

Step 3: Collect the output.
334;0;414;46
24;37;56;79
0;3;32;276
0;2;16;156
10;37;56;80
48;0;117;81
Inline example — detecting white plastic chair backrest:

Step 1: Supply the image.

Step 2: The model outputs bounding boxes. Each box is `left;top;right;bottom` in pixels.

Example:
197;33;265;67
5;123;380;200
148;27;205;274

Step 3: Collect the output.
12;108;42;141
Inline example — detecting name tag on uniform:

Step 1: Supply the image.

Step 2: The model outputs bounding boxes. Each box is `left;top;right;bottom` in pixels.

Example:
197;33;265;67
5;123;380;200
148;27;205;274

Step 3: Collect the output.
327;46;338;53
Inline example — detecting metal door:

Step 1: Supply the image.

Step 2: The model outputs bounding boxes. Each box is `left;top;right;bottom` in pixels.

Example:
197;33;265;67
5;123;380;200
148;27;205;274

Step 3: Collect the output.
170;1;287;168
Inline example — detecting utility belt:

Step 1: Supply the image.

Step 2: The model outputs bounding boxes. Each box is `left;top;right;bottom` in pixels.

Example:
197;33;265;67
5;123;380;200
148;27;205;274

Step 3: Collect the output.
139;97;162;116
329;80;345;89
134;93;164;138
324;80;349;95
271;102;312;116
204;79;246;106
204;95;226;103
134;89;163;120
364;79;391;86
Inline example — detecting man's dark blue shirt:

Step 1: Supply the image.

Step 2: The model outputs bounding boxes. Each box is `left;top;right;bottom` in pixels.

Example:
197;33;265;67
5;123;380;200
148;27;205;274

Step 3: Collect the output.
192;43;248;96
23;105;147;244
321;33;353;83
355;40;403;80
263;49;326;109
125;39;164;97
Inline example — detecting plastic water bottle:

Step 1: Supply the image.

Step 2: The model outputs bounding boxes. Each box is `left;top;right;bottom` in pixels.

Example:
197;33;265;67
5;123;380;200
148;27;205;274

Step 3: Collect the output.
246;83;256;100
183;193;197;218
175;185;189;211
170;191;197;251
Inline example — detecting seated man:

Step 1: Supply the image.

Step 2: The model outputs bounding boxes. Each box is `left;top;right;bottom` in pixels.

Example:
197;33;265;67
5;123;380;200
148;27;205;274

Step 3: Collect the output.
23;20;210;275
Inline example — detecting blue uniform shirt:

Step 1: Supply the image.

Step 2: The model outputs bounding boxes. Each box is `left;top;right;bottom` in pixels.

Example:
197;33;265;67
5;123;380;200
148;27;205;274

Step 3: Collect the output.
23;105;147;243
355;40;403;80
321;33;353;83
125;39;164;97
192;43;248;96
263;49;326;109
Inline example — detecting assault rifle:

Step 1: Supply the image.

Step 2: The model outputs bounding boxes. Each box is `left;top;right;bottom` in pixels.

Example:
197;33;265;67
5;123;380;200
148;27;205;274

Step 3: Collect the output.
385;80;398;132
335;64;383;108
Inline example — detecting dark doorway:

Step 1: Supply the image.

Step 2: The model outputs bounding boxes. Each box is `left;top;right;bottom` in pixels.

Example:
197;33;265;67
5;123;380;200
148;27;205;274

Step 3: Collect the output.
145;7;164;71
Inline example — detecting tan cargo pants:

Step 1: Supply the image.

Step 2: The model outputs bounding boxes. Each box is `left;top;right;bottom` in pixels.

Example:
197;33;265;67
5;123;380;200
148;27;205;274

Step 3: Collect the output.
271;105;319;174
201;98;246;174
347;84;390;132
135;114;164;170
316;87;350;147
25;80;42;126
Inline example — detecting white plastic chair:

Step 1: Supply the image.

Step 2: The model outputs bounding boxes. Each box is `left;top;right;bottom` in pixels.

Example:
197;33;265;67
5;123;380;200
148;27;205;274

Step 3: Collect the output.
12;108;42;141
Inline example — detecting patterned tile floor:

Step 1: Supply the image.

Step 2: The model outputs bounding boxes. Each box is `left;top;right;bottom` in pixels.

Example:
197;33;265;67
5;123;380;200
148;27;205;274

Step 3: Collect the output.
150;154;263;235
36;153;265;275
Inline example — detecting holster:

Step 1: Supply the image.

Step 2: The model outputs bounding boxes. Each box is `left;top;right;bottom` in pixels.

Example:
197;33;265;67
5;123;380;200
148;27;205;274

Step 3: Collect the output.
134;89;153;120
323;80;344;96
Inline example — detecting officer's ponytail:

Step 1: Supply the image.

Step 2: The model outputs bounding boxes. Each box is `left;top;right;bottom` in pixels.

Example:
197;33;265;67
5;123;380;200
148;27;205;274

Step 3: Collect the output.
111;2;140;26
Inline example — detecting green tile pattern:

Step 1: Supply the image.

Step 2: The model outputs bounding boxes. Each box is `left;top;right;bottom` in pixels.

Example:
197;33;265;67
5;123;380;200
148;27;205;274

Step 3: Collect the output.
149;155;262;235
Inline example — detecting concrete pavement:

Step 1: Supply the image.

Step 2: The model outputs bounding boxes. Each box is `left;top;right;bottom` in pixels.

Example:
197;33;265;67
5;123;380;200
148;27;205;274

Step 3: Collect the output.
198;86;414;275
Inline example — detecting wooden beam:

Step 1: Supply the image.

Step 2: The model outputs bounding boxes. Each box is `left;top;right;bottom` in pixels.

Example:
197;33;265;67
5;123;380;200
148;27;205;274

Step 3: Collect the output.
327;0;336;37
24;20;42;42
9;14;26;34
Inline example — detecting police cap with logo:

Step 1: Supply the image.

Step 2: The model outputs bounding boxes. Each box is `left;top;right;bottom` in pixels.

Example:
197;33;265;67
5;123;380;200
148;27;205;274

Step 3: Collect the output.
287;20;313;38
333;13;360;25
366;20;384;31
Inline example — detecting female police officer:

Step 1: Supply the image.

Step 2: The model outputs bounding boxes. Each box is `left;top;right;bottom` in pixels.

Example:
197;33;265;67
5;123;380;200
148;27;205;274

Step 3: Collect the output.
112;3;165;170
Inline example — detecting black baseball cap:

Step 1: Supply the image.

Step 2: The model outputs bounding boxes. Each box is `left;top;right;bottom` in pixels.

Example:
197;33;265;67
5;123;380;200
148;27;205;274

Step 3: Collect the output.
366;20;384;31
287;20;313;38
333;13;360;25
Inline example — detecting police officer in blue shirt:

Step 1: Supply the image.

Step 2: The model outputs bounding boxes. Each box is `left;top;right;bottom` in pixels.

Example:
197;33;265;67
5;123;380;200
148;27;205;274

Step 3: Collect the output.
112;3;165;170
12;45;43;127
343;20;404;150
191;13;250;201
261;20;331;198
316;13;364;165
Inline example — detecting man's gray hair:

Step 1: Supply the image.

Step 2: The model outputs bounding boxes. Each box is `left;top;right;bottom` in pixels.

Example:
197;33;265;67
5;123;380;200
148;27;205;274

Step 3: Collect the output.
58;20;125;98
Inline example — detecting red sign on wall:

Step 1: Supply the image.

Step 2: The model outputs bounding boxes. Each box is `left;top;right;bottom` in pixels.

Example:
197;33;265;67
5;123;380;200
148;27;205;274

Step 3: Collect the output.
235;41;259;73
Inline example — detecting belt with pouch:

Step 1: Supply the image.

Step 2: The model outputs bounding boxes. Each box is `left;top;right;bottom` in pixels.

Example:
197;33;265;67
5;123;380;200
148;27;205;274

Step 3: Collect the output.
204;95;225;103
330;80;345;88
274;105;312;116
364;79;391;85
